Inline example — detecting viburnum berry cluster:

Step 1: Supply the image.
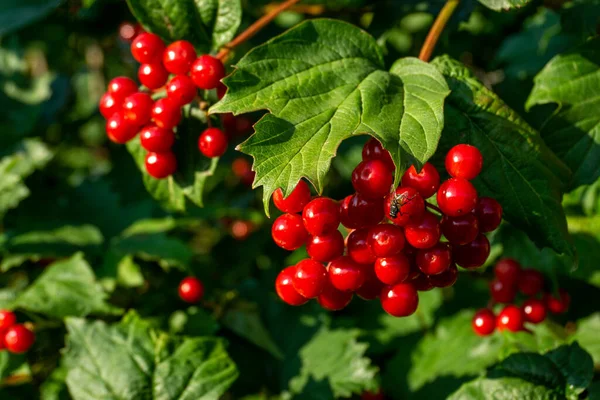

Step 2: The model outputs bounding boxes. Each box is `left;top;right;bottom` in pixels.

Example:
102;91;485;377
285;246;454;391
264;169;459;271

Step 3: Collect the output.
472;258;571;335
272;139;503;317
99;32;228;179
0;310;35;354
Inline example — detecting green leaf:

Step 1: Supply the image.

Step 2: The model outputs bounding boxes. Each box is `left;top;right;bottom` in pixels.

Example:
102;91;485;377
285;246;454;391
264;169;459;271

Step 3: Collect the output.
0;0;63;35
560;0;600;40
526;38;600;190
449;377;563;400
40;365;69;400
476;0;532;12
572;313;600;365
169;307;219;337
111;232;193;271
64;312;238;400
432;55;574;257
543;343;593;397
210;19;449;213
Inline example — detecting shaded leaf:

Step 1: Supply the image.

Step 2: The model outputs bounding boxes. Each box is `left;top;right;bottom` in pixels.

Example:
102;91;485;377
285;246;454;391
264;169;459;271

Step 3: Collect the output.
476;0;532;11
449;377;563;400
0;0;63;36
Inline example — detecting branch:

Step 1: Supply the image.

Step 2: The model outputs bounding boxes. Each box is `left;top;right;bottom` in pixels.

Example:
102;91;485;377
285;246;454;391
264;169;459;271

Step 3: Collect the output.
425;202;443;214
418;0;460;62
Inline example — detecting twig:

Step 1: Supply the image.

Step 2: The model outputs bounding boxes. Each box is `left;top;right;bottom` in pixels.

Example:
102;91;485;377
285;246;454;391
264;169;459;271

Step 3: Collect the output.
425;202;443;214
418;0;460;62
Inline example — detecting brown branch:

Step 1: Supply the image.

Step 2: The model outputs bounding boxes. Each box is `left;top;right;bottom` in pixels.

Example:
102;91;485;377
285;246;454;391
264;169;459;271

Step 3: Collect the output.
425;201;443;214
418;0;460;62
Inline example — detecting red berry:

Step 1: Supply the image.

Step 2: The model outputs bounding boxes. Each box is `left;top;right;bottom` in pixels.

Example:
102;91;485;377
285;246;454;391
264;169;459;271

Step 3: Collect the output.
271;213;308;251
163;40;197;75
405;211;441;249
307;231;344;263
275;266;308;306
490;279;517;303
452;234;490;269
518;269;544;296
416;243;452;275
497;305;524;332
522;299;547;323
119;22;138;42
356;268;384;300
190;55;226;90
472;309;495;336
317;280;353;311
273;180;312;213
347;228;376;265
293;259;327;298
178;276;204;303
476;197;503;232
351;160;393;199
329;256;366;292
340;193;384;229
302;197;340;236
231;220;253;240
411;272;433;291
152;98;181;129
401;163;440;199
445;144;483;180
131;32;165;64
437;178;478;217
138;63;169;90
140;125;175;152
368;224;405;257
440;214;479;246
4;324;35;354
494;258;521;286
232;158;254;186
362;138;394;171
217;83;227;99
384;187;425;226
362;389;385;400
106;111;138;144
429;263;458;288
166;75;197;106
0;310;17;331
107;77;137;102
199;127;228;158
145;151;177;178
99;92;121;119
380;283;419;317
123;92;153;125
374;254;410;285
544;289;570;314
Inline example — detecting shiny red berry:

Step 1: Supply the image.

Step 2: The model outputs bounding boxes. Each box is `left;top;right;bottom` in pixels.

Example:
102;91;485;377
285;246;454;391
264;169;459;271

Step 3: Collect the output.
140;125;175;152
293;259;327;298
490;279;517;303
497;305;524;332
106;111;138;144
271;213;308;251
0;310;17;331
99;92;121;119
138;63;169;90
4;324;35;354
163;40;197;75
107;77;137;102
401;163;440;199
368;224;405;257
522;299;547;323
472;309;495;336
380;283;419;317
166;75;197;106
273;180;312;213
429;263;458;288
131;32;165;64
190;55;226;90
123;92;153;125
306;231;344;263
405;211;441;249
317;280;353;311
145;151;177;178
544;289;570;314
356;268;384;300
347;228;376;265
416;243;452;275
384;187;425;226
445;144;483;180
178;276;204;303
152;98;181;129
362;137;394;171
329;256;366;292
452;234;490;269
374;254;410;285
340;193;384;229
437;178;478;217
440;213;479;246
199;127;228;158
411;272;433;291
494;258;521;286
302;197;340;236
352;160;393;199
275;266;308;306
518;269;544;296
476;197;503;232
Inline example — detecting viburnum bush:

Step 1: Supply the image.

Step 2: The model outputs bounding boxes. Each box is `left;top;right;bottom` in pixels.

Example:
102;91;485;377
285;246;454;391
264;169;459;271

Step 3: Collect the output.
0;0;599;399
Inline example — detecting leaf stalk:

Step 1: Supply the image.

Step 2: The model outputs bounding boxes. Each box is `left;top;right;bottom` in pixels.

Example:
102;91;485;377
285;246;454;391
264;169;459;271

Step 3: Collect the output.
418;0;460;62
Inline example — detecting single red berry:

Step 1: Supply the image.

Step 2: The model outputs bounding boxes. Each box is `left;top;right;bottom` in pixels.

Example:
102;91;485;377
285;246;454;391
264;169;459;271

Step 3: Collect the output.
107;77;137;103
405;211;441;249
384;187;425;226
518;269;545;296
306;231;344;263
340;193;384;229
293;259;327;298
152;98;181;129
416;243;452;275
0;310;17;331
140;125;175;152
199;127;228;158
544;289;570;314
232;158;254;186
178;276;204;303
190;55;226;90
411;272;433;291
217;82;227;99
275;266;308;306
163;40;197;75
472;309;496;336
362;137;394;171
118;22;138;42
522;299;547;323
352;160;393;199
368;224;405;257
497;305;524;332
145;151;177;178
347;228;376;265
106;111;138;144
380;283;419;317
401;163;440;199
271;213;308;251
356;268;384;300
362;389;385;400
273;180;312;213
440;214;479;246
166;75;197;107
4;325;35;354
138;63;169;90
452;234;490;269
131;32;165;64
302;197;340;236
99;92;121;119
429;263;458;288
317;280;353;311
494;258;521;286
437;178;478;217
123;92;153;125
374;254;410;285
329;256;366;292
445;144;483;180
475;197;503;232
489;279;517;303
230;220;253;240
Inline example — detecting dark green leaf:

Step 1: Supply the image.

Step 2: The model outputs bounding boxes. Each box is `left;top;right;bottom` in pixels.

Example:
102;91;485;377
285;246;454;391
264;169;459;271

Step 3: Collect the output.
111;232;193;271
476;0;532;11
544;343;593;397
0;0;63;35
560;0;600;40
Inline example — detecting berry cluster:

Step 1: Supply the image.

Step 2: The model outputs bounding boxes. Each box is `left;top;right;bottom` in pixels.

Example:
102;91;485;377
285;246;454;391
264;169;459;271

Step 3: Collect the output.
472;258;571;335
99;33;228;179
272;139;503;317
0;310;35;354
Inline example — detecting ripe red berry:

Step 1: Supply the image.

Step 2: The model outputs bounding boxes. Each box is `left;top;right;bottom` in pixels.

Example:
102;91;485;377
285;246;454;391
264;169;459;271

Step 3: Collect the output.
411;272;433;291
440;214;479;246
123;92;153;125
271;213;308;251
362;138;394;171
318;279;353;311
217;83;227;99
106;111;138;144
273;180;312;213
0;310;17;331
384;187;425;226
145;151;177;178
416;243;452;275
368;224;405;257
401;163;440;199
131;32;165;64
302;197;340;236
544;289;570;314
163;40;197;75
232;158;254;186
275;266;308;306
497;305;524;332
405;211;441;249
140;125;175;152
380;283;419;317
230;220;253;240
190;55;226;90
494;258;521;286
475;197;503;233
307;231;344;263
166;75;197;107
152;98;181;129
107;77;138;103
138;63;169;90
178;276;204;303
4;324;35;354
199;127;228;158
489;279;517;303
293;259;327;298
445;144;483;180
351;160;393;199
522;298;547;323
437;178;478;217
99;92;121;119
452;234;490;269
119;22;138;42
340;193;384;229
347;228;376;265
518;269;544;296
374;254;410;285
356;268;384;300
329;256;366;291
472;309;496;336
429;263;458;288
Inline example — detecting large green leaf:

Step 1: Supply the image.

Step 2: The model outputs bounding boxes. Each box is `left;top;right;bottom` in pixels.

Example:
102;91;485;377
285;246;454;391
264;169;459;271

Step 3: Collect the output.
572;313;600;365
210;19;449;212
0;0;63;35
64;312;238;400
449;377;563;400
526;38;600;190
476;0;532;11
432;55;574;257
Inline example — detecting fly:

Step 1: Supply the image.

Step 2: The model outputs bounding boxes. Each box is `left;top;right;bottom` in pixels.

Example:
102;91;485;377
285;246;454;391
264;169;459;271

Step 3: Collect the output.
389;192;416;219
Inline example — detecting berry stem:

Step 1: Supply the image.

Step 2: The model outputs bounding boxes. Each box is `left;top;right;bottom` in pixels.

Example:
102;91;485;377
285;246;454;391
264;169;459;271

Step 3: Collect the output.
216;0;302;61
425;201;443;214
418;0;460;62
